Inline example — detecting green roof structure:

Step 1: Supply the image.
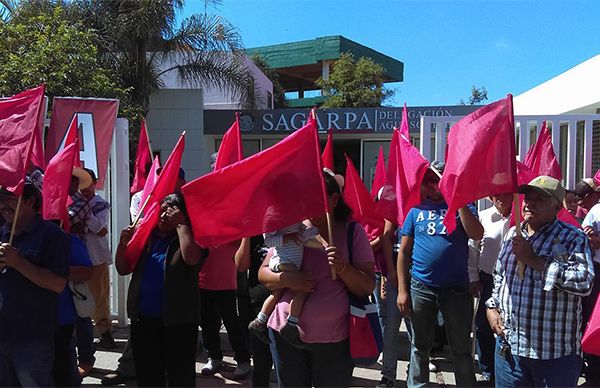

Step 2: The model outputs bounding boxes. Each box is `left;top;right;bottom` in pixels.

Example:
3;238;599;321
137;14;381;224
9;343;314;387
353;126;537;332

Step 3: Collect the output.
246;35;404;107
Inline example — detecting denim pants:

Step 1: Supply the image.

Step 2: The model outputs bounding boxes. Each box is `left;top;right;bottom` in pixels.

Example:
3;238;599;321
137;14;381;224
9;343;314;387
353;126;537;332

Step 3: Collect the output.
475;271;495;378
374;272;386;331
0;339;54;386
408;278;475;387
494;337;582;387
75;316;96;366
381;283;403;381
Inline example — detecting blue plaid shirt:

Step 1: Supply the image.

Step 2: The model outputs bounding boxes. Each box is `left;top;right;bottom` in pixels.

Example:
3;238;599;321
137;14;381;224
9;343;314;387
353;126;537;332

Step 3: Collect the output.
487;218;594;359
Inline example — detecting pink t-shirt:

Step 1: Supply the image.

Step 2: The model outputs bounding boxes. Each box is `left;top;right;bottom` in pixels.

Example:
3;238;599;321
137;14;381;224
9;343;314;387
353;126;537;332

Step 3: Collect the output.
268;224;374;343
198;242;240;290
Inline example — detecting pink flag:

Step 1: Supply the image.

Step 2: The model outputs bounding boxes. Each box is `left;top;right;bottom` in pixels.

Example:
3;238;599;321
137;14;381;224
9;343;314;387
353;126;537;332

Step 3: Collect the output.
215;113;243;170
42;141;78;230
130;119;152;194
322;129;334;171
139;156;161;208
377;130;430;225
370;146;386;199
399;103;409;139
344;154;384;238
440;95;518;233
0;85;45;195
523;121;562;180
124;134;185;267
182;119;327;247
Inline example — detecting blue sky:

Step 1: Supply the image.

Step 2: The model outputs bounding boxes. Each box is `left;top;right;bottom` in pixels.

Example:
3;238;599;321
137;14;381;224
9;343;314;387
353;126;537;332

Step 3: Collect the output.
181;0;600;107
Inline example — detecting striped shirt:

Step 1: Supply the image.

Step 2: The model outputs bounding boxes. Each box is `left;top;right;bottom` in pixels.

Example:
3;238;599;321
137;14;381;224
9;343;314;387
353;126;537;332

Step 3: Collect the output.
487;218;594;359
264;223;318;270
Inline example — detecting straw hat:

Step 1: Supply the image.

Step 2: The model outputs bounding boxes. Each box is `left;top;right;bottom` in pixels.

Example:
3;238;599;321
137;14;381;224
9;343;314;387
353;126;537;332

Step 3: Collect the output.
72;167;93;190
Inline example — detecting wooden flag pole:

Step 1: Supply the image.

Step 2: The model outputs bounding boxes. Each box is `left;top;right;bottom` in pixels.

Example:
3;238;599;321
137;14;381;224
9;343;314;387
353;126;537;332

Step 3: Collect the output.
513;194;525;279
132;194;153;229
144;120;153;158
8;195;23;245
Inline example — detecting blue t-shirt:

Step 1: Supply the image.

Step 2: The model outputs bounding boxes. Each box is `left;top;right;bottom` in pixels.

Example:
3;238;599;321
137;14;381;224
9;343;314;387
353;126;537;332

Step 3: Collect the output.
139;233;171;317
58;236;93;325
0;216;70;344
401;200;476;287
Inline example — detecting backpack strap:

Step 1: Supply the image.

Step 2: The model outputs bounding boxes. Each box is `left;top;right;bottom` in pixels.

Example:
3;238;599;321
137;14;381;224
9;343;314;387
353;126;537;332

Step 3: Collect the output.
347;221;357;265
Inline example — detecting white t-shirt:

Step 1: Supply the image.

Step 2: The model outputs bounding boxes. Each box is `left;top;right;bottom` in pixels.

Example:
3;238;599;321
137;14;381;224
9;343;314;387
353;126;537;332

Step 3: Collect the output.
582;203;600;264
468;206;511;282
85;194;112;265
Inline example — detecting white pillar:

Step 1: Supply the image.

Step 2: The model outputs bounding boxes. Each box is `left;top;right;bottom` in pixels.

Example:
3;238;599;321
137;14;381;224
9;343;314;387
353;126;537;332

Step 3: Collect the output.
566;120;577;190
420;116;431;160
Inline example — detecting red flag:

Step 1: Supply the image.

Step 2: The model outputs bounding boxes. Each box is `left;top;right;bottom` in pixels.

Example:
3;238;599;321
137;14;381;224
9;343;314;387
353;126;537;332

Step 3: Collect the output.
182;120;327;247
322;129;334;171
130;119;152;194
523;121;562;180
140;156;161;207
31;97;47;170
377;130;430;225
123;134;185;268
0;85;45;195
215;113;243;170
123;201;160;271
370;146;386;199
63;117;81;167
42;141;78;230
344;154;384;238
440;95;518;233
399;103;410;139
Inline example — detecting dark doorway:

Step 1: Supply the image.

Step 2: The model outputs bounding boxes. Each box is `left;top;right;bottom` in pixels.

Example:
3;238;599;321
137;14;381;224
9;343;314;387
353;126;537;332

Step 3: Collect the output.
320;138;361;176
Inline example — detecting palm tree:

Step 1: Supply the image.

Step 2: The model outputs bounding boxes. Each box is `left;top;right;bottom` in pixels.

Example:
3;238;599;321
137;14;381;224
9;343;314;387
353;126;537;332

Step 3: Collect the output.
0;0;16;21
71;0;250;113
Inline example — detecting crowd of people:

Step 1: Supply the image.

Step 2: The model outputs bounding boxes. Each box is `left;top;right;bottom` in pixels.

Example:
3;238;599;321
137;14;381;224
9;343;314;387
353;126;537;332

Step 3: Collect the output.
1;155;599;388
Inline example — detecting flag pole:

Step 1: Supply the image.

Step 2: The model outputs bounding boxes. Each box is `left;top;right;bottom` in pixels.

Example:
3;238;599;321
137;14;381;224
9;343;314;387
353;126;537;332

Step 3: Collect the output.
311;107;337;280
513;194;525;279
8;195;23;245
132;194;152;228
143;119;153;158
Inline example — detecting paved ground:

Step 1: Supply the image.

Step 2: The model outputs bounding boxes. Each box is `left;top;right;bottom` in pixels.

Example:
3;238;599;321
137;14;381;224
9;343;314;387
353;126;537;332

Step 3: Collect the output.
83;321;495;387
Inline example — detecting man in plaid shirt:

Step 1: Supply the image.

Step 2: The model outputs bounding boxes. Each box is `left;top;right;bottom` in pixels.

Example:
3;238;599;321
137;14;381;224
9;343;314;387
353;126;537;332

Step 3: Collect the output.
486;175;594;386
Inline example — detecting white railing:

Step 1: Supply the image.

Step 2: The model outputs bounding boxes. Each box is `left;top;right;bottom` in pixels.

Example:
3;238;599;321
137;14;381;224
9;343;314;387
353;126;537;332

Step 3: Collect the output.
419;114;600;190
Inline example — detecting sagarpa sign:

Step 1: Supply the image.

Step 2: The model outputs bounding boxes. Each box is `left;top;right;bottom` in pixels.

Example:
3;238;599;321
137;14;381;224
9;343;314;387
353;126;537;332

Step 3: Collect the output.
47;97;119;188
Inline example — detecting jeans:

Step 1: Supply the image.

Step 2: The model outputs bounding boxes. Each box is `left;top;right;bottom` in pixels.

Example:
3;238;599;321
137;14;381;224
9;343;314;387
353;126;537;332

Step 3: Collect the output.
0;339;55;386
53;324;81;386
475;271;495;379
408;278;475;387
494;337;582;387
374;272;386;331
381;283;403;381
130;316;198;387
75;316;95;366
270;330;353;387
199;289;251;363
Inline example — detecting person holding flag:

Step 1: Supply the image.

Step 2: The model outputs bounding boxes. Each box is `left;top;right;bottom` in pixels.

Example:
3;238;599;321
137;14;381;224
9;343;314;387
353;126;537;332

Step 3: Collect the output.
486;176;593;386
396;162;483;387
115;193;206;386
0;179;71;386
259;171;375;387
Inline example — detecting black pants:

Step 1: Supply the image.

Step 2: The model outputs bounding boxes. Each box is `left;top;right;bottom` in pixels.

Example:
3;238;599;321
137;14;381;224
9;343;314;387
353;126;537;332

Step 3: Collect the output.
272;331;353;388
52;324;80;387
199;289;251;363
130;316;198;387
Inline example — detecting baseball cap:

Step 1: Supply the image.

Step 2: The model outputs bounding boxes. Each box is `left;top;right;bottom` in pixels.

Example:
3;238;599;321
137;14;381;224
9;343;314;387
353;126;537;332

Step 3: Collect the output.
518;175;565;203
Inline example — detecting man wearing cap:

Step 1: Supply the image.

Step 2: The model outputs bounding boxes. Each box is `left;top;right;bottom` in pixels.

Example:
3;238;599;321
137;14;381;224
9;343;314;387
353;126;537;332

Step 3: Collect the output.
0;181;71;385
397;162;484;387
486;175;594;386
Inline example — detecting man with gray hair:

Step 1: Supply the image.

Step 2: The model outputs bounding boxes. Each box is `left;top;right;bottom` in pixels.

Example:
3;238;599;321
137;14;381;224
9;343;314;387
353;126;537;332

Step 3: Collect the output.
486;175;594;386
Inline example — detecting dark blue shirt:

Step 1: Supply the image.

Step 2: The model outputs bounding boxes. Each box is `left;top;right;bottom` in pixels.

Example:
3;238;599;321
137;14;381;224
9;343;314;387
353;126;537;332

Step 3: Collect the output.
0;215;70;344
139;232;171;317
58;236;92;325
401;201;476;287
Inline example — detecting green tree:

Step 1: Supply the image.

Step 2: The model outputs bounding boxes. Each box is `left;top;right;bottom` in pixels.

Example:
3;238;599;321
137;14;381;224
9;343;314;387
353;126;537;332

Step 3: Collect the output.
251;55;288;108
459;85;488;105
0;7;128;105
316;52;393;108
